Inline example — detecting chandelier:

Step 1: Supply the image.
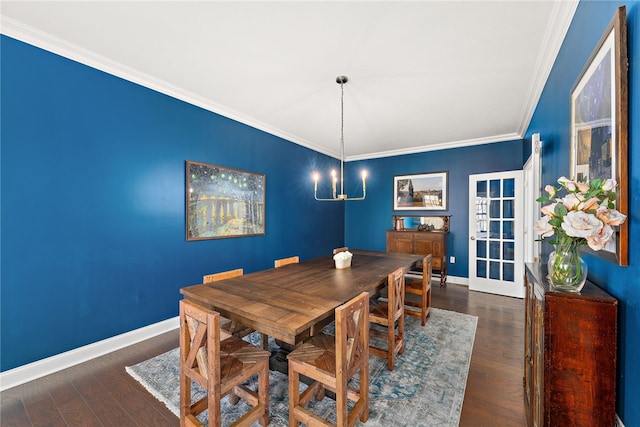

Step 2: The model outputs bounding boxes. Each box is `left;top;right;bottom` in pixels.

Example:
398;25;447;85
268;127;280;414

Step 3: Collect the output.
313;76;367;201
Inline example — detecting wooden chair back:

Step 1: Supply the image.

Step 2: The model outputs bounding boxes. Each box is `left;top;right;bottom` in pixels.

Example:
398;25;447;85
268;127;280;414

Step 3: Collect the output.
336;291;369;383
287;292;370;426
274;256;299;268
369;267;405;370
179;299;270;427
388;268;405;324
203;268;243;284
180;299;217;386
405;254;432;325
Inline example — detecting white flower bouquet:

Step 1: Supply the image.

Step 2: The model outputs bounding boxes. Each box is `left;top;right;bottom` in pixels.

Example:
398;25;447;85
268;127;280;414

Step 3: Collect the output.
535;176;626;251
534;176;626;290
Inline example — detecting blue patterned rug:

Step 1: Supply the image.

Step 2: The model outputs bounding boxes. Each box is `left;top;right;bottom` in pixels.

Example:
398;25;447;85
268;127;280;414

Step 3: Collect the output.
126;308;477;426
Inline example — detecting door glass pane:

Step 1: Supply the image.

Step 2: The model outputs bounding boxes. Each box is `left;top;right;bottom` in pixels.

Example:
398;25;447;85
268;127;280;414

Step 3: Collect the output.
503;178;515;197
503;263;515;282
489;261;501;280
477;240;487;258
489;241;500;259
503;221;514;239
477;260;487;278
476;196;488;238
503;200;514;218
489;200;501;218
477;180;487;197
503;242;515;260
489;221;501;238
490;180;501;198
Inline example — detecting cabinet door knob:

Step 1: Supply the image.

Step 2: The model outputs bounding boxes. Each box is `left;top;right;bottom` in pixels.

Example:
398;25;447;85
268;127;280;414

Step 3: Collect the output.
470;236;475;240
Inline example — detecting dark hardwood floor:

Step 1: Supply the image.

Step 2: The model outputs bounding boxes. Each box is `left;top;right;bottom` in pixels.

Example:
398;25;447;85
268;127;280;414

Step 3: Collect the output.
1;283;526;426
435;285;527;427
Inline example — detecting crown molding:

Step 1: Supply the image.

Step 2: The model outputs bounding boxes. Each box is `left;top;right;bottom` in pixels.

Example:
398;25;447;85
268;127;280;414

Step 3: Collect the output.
0;16;337;158
515;0;579;136
346;132;523;161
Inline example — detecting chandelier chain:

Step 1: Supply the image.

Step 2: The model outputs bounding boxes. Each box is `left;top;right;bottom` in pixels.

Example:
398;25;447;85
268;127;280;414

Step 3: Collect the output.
340;78;345;197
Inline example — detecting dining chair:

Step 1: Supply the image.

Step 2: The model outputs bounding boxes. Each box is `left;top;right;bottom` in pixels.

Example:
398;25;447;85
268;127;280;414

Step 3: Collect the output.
274;255;299;268
369;267;405;371
179;299;270;427
333;247;349;255
203;268;269;350
287;292;370;427
404;254;433;326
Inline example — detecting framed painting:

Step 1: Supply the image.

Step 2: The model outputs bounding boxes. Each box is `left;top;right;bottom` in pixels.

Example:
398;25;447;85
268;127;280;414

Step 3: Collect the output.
186;160;265;241
393;171;448;211
569;6;628;265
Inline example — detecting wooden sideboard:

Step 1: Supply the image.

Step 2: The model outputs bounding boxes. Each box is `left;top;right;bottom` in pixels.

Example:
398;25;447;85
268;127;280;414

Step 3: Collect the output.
386;230;448;286
524;263;617;427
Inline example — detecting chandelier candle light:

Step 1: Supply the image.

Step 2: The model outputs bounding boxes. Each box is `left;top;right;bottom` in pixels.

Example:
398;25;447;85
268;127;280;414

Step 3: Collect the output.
313;76;367;201
534;176;627;292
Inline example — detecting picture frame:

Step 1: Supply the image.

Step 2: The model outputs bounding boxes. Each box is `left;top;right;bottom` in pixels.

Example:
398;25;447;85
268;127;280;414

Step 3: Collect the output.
569;6;628;265
393;171;448;211
186;160;265;241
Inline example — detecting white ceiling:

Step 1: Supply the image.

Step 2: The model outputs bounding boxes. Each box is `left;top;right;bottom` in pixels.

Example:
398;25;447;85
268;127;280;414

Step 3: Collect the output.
1;1;578;160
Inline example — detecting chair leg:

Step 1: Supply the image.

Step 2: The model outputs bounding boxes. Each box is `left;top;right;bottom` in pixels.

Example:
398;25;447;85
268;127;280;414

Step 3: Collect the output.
179;323;192;426
289;365;300;426
388;321;395;371
259;360;270;427
399;314;405;355
360;361;369;423
179;365;190;426
335;377;348;427
208;377;222;427
421;290;427;326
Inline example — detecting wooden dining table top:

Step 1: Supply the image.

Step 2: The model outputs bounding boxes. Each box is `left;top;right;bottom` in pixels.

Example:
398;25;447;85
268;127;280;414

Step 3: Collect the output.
180;250;424;345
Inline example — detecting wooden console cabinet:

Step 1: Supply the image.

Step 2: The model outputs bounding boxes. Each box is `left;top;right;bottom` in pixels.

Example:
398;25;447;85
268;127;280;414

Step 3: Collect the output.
524;263;617;427
386;228;448;286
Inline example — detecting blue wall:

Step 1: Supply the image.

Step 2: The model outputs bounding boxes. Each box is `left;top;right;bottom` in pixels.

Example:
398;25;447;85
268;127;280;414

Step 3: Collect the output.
525;1;639;425
344;140;523;279
0;36;344;371
3;2;638;423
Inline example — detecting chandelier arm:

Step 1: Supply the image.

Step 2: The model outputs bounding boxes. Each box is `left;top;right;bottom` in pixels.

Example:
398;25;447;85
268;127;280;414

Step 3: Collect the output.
314;187;366;201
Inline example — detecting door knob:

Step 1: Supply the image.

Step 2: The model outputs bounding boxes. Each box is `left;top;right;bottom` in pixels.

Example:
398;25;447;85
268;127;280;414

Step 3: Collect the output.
470;236;475;240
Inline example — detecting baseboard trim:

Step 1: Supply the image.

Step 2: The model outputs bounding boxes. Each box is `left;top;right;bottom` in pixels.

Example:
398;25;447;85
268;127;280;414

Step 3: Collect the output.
0;316;179;392
405;273;469;287
446;275;469;286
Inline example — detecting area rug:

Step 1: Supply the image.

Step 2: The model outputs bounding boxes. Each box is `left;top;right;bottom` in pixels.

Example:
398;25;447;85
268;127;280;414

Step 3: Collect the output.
126;308;477;426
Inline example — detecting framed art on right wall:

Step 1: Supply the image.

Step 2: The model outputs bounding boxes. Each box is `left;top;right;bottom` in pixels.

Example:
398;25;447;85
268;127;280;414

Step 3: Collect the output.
570;6;628;265
393;171;448;211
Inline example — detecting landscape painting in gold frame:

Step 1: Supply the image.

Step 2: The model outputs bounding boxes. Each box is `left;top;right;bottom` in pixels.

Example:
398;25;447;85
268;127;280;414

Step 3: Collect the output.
186;160;265;241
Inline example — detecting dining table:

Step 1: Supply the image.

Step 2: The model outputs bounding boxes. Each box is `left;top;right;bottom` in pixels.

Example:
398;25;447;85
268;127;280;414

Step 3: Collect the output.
180;249;424;346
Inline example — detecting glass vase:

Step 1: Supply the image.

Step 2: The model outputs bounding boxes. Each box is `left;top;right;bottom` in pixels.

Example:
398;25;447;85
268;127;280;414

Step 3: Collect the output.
547;242;587;293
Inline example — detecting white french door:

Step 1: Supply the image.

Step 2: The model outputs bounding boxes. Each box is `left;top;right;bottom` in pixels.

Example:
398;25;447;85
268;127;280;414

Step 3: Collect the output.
524;134;542;264
468;171;524;298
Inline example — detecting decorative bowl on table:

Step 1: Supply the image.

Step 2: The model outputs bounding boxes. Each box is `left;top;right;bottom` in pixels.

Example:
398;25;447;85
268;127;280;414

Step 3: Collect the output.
333;251;353;269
